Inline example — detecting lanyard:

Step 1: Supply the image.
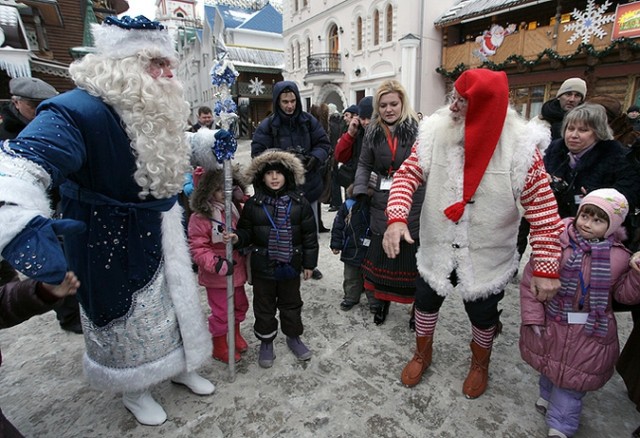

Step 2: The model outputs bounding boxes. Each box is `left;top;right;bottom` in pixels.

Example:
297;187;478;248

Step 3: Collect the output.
262;200;292;240
578;271;590;310
384;125;398;176
210;217;235;233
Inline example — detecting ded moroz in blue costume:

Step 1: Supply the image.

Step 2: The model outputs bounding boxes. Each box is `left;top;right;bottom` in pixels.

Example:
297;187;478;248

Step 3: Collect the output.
0;16;213;426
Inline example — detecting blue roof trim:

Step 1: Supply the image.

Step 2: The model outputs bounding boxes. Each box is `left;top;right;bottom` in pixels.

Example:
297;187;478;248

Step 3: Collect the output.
238;3;282;34
204;3;282;34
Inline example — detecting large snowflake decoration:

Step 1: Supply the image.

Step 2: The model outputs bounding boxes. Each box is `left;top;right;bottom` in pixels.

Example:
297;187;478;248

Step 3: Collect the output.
248;77;265;96
564;0;615;45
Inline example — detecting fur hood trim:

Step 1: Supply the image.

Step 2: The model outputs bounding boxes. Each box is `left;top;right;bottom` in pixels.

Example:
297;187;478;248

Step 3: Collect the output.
365;116;419;148
244;149;305;189
190;164;245;216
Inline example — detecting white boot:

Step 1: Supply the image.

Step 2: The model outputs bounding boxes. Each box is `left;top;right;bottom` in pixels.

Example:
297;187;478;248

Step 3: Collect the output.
122;390;167;426
171;371;216;395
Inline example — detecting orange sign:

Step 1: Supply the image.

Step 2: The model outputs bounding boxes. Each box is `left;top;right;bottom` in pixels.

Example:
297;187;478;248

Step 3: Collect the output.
612;1;640;39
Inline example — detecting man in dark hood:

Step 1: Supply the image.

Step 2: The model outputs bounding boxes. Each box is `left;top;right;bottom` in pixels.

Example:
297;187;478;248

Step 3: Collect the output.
251;81;331;279
251;81;331;204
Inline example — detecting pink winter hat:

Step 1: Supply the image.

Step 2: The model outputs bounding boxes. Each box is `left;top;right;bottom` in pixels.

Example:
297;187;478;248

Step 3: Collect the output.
579;188;629;237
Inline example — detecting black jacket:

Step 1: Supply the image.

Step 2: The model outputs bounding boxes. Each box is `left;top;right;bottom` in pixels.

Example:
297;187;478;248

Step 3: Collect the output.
330;198;370;266
0;103;28;140
544;138;640;218
250;81;331;203
235;150;318;280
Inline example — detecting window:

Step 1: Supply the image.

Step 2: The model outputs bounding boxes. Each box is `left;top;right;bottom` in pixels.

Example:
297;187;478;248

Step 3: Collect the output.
293;0;298;13
385;4;393;42
302;0;308;7
296;41;301;69
357;16;363;51
307;37;312;57
373;10;380;46
511;86;545;119
329;25;339;54
290;44;295;70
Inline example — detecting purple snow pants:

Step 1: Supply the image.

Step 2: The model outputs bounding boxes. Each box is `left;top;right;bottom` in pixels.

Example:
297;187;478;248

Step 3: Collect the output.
539;374;586;436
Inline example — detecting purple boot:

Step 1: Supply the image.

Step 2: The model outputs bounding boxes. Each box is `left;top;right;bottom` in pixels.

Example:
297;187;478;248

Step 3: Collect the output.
286;336;312;361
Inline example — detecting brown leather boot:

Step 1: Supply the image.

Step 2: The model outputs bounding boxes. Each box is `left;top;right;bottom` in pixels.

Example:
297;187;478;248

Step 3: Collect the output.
462;341;492;399
401;336;433;387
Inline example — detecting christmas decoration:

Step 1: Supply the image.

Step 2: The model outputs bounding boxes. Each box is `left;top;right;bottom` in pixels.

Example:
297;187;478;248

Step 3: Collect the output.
436;38;640;80
473;23;517;61
564;0;615;45
248;77;266;96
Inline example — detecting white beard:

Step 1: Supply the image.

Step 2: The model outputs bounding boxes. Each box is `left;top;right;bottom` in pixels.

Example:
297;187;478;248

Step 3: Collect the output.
71;56;191;199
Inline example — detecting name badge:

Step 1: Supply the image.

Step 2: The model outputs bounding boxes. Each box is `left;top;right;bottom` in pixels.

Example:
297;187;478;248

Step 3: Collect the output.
379;177;393;191
567;312;588;324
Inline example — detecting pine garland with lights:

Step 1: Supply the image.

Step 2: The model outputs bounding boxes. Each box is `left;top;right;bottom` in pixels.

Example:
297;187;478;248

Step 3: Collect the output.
436;37;640;79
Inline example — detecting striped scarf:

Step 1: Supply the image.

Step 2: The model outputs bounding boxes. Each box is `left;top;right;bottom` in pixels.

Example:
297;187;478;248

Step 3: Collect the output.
546;224;612;337
263;195;293;264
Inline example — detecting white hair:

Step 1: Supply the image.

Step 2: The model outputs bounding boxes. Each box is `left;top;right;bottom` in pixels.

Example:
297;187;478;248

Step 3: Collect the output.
69;50;190;199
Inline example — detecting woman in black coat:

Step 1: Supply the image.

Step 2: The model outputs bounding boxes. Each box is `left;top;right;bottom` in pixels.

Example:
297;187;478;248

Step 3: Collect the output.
543;103;639;220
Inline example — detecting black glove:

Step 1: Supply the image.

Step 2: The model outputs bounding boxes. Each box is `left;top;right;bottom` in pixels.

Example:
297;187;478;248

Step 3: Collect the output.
305;156;319;173
213;255;235;276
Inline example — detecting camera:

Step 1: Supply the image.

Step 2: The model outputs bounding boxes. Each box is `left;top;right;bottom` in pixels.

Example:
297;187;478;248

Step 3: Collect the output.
291;145;310;165
549;177;570;194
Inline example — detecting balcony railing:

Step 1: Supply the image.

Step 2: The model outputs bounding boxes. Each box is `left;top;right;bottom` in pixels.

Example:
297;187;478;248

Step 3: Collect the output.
307;53;342;75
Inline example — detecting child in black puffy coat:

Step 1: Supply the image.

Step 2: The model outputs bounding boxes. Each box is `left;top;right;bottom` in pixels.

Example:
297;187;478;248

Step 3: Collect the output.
224;149;318;369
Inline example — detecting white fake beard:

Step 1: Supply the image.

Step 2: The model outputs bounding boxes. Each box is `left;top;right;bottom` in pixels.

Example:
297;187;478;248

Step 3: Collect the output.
116;77;191;199
446;112;466;146
73;56;191;199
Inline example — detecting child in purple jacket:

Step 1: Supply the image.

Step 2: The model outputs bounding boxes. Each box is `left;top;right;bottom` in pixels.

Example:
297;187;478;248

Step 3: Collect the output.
520;188;640;438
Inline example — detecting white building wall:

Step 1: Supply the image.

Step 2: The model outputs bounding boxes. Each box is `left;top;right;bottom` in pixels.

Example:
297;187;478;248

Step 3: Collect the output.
282;0;454;114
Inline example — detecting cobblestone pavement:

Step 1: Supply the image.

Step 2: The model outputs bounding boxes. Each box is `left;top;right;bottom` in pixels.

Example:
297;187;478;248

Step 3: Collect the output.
1;140;638;437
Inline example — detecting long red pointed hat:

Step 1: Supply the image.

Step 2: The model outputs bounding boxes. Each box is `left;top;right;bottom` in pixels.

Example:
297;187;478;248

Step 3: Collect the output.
444;69;509;222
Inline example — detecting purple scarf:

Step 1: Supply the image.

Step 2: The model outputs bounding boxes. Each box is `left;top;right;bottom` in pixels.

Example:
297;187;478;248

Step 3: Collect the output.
262;195;293;264
546;223;612;337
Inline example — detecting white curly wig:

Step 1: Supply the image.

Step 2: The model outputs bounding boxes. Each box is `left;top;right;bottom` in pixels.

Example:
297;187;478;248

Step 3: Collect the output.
69;48;190;199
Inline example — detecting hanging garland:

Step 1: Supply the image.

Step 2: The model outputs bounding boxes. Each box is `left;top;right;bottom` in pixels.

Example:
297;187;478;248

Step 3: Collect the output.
436;37;640;80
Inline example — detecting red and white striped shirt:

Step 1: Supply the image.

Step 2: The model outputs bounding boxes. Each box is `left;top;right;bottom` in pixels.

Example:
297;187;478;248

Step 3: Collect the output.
386;144;563;278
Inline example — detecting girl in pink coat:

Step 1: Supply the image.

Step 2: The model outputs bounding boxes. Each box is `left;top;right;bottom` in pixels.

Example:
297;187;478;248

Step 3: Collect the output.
188;167;249;363
520;188;640;438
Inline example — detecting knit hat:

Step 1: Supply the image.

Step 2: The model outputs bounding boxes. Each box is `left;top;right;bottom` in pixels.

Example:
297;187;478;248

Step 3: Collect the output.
344;104;359;116
357;96;373;119
556;78;586;99
9;77;58;101
91;15;175;60
628;105;640;113
579;188;629;238
443;69;509;222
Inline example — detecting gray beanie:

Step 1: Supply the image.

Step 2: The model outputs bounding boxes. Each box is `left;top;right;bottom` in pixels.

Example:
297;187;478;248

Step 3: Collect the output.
556;78;586;99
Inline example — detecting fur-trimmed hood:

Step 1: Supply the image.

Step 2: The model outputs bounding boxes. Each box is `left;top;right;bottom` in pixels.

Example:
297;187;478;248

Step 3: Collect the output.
190;164;245;217
244;149;305;193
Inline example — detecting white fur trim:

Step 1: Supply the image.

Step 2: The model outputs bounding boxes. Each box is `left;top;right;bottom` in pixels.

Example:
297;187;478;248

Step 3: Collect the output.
83;344;186;393
415;108;534;301
161;203;212;372
91;22;176;60
190;128;224;171
526;116;552;155
0;153;52;250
